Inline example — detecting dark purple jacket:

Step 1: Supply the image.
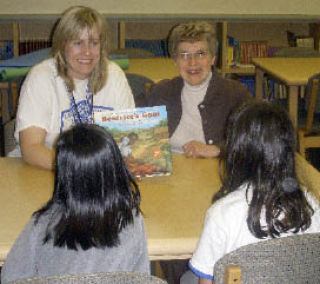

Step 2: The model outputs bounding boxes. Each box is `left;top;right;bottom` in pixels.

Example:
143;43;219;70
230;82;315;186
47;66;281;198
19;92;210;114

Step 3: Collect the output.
148;71;251;146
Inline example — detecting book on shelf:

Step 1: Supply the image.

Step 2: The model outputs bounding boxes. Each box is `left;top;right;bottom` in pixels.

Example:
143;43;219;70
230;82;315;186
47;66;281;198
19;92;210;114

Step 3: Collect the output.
233;40;268;65
227;36;235;66
0;41;14;60
94;106;172;178
227;46;234;66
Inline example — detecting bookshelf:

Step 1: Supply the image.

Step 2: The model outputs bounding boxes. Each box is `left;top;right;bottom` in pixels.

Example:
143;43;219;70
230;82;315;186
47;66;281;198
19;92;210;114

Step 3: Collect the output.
217;21;319;77
1;18;319;74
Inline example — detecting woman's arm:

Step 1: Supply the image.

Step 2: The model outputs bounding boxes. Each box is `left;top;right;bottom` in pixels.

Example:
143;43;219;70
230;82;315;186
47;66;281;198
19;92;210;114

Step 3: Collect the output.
183;141;220;158
19;126;55;170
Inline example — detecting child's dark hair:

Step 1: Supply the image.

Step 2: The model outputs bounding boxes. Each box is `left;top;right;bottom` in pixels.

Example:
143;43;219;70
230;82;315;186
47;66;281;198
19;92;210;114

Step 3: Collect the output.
215;101;313;238
34;124;141;250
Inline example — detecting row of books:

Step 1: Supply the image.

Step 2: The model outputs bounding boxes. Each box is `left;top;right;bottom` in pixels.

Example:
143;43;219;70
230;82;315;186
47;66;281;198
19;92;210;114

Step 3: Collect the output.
0;40;52;60
19;40;52;56
227;39;269;66
263;78;306;101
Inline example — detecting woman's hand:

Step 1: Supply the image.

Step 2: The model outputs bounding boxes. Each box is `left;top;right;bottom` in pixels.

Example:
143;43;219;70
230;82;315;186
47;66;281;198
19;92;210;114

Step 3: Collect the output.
183;141;220;159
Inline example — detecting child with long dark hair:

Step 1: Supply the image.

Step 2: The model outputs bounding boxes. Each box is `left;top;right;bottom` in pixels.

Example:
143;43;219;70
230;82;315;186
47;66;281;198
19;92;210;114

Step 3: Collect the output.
2;124;149;283
183;101;320;284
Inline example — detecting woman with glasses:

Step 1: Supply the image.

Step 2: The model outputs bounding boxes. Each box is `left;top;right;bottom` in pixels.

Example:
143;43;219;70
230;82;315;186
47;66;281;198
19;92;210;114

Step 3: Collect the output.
11;6;134;170
148;21;250;159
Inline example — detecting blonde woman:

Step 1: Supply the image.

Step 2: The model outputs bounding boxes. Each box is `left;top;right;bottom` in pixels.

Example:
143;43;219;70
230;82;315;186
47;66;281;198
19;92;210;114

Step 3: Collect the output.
12;6;134;170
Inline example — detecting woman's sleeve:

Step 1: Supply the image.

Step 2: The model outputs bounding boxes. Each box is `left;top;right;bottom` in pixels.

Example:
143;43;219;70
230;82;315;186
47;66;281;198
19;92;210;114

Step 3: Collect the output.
15;66;53;136
1;219;39;283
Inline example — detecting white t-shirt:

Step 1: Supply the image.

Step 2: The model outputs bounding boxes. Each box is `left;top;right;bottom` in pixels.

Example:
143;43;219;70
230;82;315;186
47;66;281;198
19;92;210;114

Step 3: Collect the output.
14;58;134;150
189;184;320;280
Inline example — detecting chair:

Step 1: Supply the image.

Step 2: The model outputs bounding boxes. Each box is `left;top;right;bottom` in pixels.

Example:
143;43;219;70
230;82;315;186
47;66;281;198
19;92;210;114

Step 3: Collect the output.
0;75;26;156
125;73;154;107
8;271;168;284
110;48;155;59
299;75;320;158
3;118;17;156
213;233;320;284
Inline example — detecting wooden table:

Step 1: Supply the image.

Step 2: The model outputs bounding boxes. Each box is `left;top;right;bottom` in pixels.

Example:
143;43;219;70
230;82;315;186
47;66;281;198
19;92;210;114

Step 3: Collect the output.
125;58;178;82
252;58;320;128
1;153;319;266
0;154;220;265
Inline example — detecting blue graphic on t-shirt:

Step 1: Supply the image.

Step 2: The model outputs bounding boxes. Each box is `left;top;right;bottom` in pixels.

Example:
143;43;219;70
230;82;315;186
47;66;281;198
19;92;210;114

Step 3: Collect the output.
60;102;114;133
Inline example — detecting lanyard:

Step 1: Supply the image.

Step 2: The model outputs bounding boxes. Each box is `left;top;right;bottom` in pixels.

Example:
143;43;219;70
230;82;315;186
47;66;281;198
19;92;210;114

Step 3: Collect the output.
69;84;94;124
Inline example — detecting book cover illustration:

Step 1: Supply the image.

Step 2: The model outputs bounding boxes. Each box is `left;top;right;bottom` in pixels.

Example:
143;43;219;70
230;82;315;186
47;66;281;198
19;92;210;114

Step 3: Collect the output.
95;106;172;177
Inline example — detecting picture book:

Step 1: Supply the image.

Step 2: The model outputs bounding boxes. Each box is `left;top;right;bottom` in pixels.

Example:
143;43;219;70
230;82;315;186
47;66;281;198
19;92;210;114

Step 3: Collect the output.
94;106;172;178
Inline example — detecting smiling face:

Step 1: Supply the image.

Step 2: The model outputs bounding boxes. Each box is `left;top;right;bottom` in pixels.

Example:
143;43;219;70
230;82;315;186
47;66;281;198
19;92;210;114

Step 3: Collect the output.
64;24;101;80
174;40;215;86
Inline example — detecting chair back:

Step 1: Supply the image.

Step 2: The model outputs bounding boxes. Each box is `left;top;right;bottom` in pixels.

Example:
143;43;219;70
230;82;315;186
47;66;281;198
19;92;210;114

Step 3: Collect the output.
8;271;168;284
110;48;155;59
305;78;319;133
0;77;23;125
3;118;16;156
299;75;320;157
0;75;25;156
305;73;320;116
125;73;154;107
213;233;320;284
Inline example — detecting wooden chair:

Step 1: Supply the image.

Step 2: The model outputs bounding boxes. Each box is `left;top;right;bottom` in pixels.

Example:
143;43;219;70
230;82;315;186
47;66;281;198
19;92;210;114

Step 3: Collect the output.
0;75;26;156
299;77;320;158
7;271;168;284
213;233;320;284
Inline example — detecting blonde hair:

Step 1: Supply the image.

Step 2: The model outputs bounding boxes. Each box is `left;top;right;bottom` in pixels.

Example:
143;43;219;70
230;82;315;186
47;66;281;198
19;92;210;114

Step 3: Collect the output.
168;21;216;59
51;6;109;94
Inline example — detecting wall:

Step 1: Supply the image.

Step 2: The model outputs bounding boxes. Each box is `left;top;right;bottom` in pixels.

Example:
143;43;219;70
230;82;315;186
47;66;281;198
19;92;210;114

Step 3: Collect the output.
1;0;320;18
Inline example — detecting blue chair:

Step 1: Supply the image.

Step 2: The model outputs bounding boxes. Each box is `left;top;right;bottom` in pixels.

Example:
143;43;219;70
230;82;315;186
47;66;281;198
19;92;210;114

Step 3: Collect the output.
125;73;154;107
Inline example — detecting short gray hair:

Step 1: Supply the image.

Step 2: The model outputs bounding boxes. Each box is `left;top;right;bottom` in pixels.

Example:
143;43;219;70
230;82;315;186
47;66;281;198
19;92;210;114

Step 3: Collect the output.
168;21;216;59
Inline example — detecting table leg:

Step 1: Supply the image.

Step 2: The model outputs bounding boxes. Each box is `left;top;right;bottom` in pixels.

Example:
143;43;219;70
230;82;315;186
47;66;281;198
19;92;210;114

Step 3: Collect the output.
254;68;264;100
288;85;299;129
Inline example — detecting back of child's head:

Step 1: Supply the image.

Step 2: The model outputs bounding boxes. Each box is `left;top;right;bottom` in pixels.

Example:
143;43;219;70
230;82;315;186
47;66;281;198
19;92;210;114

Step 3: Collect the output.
36;124;141;250
217;101;313;238
224;101;295;188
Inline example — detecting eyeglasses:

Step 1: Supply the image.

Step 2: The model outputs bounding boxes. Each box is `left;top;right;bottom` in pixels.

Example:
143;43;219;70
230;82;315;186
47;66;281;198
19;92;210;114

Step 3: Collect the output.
177;50;209;60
